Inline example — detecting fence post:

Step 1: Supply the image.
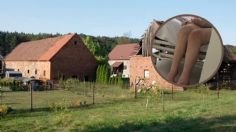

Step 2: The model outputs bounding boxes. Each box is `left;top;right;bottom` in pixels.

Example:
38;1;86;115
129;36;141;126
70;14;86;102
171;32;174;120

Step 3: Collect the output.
92;82;95;104
171;84;173;100
216;73;220;99
30;82;33;112
161;90;165;112
134;82;137;99
0;87;2;105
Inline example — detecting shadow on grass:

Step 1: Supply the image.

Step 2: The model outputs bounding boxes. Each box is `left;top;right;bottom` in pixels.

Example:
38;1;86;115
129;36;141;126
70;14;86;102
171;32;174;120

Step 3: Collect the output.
80;115;236;132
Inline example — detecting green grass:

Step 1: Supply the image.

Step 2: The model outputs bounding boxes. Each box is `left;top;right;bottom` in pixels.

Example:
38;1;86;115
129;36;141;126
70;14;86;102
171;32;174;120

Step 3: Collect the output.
0;85;236;132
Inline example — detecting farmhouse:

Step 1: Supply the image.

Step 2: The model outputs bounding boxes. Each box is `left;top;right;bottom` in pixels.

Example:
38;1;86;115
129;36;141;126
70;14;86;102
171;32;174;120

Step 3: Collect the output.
108;43;141;78
129;55;183;90
5;33;97;81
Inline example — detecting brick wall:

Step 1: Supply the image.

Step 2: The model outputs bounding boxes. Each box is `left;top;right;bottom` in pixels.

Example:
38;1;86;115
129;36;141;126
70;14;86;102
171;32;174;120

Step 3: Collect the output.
5;35;97;81
50;35;97;80
5;61;51;80
129;55;183;91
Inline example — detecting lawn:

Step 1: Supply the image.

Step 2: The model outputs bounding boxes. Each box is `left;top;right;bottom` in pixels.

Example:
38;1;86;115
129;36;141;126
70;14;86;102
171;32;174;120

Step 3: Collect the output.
0;85;236;132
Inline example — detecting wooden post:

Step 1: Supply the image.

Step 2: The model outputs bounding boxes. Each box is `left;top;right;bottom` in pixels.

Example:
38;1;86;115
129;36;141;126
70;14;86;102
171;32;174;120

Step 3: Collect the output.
30;82;33;112
92;82;95;104
161;90;164;112
171;84;173;100
217;73;220;99
0;88;2;105
134;82;137;99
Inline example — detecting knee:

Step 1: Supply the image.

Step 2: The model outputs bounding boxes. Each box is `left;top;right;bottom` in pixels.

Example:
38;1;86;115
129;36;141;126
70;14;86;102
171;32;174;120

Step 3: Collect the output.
179;25;194;35
188;29;203;44
178;24;197;39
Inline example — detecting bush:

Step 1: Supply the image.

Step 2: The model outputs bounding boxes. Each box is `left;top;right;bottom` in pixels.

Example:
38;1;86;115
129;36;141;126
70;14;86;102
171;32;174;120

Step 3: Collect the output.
0;104;10;117
58;78;80;90
108;77;129;88
96;64;109;84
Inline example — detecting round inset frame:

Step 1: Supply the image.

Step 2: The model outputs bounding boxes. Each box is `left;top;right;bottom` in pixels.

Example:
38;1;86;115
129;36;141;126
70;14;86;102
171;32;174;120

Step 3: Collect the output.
151;14;224;87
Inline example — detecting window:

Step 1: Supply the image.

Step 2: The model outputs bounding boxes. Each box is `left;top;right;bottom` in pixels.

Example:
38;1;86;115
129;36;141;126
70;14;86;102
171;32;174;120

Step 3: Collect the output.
74;41;77;45
35;69;37;75
27;70;30;74
72;75;77;79
144;70;150;78
17;69;19;71
123;65;127;70
43;70;46;76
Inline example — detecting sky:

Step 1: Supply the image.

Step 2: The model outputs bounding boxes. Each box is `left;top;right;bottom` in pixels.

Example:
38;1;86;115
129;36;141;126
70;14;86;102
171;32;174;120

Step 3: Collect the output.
0;0;235;44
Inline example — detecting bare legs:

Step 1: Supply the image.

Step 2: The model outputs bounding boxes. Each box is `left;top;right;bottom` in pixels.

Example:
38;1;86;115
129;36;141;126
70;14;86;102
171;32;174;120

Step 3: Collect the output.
167;23;211;86
167;24;200;82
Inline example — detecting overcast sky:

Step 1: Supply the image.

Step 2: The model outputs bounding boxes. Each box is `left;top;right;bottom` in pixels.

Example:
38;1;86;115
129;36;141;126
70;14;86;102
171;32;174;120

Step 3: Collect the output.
0;0;235;44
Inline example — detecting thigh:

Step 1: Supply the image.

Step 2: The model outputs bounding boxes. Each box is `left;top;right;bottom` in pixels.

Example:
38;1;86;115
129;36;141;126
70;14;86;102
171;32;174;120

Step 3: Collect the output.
199;28;212;45
191;28;212;45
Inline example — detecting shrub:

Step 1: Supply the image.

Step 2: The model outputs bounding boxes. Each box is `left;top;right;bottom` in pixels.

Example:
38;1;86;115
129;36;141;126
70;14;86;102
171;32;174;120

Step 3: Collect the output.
58;78;80;90
0;79;28;91
48;99;70;112
96;64;109;84
0;104;9;117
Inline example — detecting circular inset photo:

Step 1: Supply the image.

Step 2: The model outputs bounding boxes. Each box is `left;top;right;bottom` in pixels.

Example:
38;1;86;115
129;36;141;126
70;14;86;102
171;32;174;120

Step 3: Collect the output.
152;14;224;87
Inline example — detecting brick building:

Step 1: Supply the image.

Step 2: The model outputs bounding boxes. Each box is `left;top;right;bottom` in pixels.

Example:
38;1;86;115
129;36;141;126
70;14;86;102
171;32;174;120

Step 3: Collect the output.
108;43;140;78
5;33;97;81
130;55;183;90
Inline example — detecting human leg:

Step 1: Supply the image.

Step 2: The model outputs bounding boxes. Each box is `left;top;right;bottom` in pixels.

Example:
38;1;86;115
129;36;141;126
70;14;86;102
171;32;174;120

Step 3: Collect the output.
177;28;212;85
167;24;199;82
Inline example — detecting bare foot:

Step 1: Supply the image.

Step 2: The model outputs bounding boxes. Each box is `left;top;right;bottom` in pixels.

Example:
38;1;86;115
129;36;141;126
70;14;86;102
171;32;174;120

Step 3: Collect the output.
167;69;178;82
177;76;189;86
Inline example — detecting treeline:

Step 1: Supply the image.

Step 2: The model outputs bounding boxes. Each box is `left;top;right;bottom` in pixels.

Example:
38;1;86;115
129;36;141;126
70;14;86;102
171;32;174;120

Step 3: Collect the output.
225;45;236;55
0;31;139;62
0;31;59;56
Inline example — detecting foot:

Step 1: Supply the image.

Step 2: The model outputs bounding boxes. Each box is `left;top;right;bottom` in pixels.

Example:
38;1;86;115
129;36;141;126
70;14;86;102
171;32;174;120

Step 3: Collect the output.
177;76;189;86
167;69;178;83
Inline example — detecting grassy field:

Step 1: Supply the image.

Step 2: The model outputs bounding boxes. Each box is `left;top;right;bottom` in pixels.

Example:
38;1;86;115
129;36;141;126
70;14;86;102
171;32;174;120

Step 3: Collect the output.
0;85;236;132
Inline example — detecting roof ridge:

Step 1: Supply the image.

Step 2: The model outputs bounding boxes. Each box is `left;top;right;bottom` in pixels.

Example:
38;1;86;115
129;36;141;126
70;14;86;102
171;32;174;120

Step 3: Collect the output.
19;35;64;45
38;34;75;61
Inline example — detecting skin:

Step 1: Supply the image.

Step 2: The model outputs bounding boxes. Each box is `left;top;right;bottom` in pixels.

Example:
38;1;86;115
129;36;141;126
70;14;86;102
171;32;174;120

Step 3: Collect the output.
167;18;212;86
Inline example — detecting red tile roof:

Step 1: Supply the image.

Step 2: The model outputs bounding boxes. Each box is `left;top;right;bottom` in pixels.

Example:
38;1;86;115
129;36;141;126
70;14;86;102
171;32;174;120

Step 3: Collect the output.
5;34;76;61
108;43;140;60
112;62;123;68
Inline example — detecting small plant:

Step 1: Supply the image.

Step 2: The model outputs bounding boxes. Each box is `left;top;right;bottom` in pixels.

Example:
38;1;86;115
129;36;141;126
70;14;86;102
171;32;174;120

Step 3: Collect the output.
138;81;163;110
196;84;210;105
0;104;9;117
48;99;69;112
52;111;73;129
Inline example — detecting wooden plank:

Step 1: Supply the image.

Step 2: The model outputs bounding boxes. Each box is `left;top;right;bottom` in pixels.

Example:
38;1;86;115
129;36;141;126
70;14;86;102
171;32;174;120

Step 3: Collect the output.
153;51;205;61
152;45;175;53
159;53;174;58
154;39;208;53
154;39;175;47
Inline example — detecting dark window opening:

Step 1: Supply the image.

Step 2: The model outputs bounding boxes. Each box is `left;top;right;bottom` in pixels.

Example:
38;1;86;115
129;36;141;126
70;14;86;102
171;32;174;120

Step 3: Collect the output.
84;76;89;81
74;41;77;45
72;75;77;79
43;70;46;76
27;70;30;74
35;69;37;75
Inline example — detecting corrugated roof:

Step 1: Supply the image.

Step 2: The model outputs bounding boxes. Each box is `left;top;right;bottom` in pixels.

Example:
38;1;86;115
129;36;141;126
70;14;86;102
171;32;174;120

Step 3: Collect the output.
5;34;75;61
108;43;140;60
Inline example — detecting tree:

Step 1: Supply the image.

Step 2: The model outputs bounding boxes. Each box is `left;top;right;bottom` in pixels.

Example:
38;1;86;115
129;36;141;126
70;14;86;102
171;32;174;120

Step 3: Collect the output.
96;64;109;84
82;36;100;55
117;32;133;44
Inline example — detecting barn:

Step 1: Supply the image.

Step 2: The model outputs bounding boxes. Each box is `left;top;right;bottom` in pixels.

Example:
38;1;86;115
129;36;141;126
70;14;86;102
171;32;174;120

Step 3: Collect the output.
5;33;97;81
